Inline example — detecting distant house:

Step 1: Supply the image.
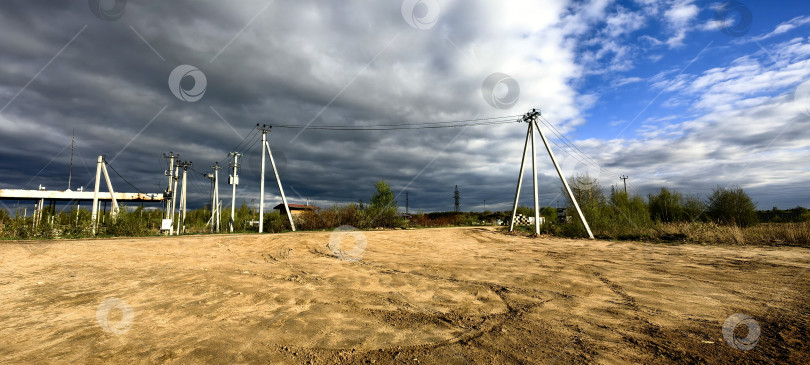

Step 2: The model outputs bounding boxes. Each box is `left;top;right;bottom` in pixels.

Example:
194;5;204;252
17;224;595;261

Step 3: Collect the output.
273;203;319;217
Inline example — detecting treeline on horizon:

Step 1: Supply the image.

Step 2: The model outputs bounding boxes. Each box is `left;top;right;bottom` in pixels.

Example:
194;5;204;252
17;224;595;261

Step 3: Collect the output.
1;176;808;246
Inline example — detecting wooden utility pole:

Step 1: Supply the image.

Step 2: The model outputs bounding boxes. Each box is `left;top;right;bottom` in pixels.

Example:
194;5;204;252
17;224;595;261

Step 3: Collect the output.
620;175;629;194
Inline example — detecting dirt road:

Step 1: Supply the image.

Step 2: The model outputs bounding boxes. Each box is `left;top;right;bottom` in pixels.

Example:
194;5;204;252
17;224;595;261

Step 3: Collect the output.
1;227;808;363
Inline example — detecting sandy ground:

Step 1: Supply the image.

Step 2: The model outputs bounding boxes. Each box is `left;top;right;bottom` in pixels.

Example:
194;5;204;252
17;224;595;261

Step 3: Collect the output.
0;227;808;364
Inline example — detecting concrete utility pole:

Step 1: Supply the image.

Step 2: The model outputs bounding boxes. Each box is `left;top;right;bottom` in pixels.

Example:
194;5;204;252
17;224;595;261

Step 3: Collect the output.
620;175;629;194
405;191;409;214
90;155;120;235
163;152;178;224
509;109;594;239
68;130;74;190
169;161;180;235
228;152;242;233
177;161;192;234
208;162;221;233
257;124;295;233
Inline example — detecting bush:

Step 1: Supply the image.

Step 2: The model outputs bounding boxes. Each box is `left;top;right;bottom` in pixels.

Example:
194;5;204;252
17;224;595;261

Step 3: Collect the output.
553;176;655;240
648;187;684;223
297;204;367;230
682;195;707;222
100;206;158;237
263;210;290;233
706;186;758;227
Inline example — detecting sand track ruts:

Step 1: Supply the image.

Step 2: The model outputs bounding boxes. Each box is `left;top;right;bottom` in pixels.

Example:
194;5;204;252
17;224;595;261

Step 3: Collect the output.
1;227;808;364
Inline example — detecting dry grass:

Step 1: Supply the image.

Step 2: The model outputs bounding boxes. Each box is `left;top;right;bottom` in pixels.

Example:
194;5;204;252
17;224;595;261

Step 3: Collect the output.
660;222;810;246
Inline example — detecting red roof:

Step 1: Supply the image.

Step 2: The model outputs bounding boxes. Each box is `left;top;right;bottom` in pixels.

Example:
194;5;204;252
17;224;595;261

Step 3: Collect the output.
273;203;319;210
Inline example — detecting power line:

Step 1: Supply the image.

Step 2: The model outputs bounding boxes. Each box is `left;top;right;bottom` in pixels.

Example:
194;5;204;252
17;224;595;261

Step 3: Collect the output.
240;133;262;159
273;120;515;131
104;161;145;194
537;114;638;194
22;141;72;189
188;166;210;196
217;128;259;166
231;128;258;154
537;116;612;176
270;115;520;130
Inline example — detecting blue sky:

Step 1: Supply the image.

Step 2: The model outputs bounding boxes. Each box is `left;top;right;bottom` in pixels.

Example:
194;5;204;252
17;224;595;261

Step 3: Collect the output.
580;0;810;142
0;0;809;212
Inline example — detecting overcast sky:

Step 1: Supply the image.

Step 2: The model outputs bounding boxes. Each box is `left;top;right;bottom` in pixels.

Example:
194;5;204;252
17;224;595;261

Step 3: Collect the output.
1;0;809;213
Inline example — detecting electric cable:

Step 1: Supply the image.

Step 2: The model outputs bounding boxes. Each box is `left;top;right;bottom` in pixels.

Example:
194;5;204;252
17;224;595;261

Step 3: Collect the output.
104;161;145;194
270;115;520;130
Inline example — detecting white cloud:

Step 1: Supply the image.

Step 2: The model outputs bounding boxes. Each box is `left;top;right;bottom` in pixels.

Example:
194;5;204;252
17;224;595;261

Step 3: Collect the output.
664;0;699;48
569;37;810;207
612;76;644;87
605;7;647;38
751;15;810;42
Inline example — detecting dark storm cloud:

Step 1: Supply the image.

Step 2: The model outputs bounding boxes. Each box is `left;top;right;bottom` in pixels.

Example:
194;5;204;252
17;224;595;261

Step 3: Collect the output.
9;0;802;214
1;0;573;213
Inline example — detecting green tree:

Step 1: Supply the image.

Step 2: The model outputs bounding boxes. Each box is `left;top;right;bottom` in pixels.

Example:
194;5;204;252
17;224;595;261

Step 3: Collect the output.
607;187;653;237
562;174;607;237
706;186;758;227
368;179;398;227
648;187;684;223
234;201;254;231
569;174;603;207
682;194;706;222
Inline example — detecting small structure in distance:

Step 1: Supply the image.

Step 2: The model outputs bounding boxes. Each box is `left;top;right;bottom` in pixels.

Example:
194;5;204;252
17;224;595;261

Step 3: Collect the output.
273;203;319;218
